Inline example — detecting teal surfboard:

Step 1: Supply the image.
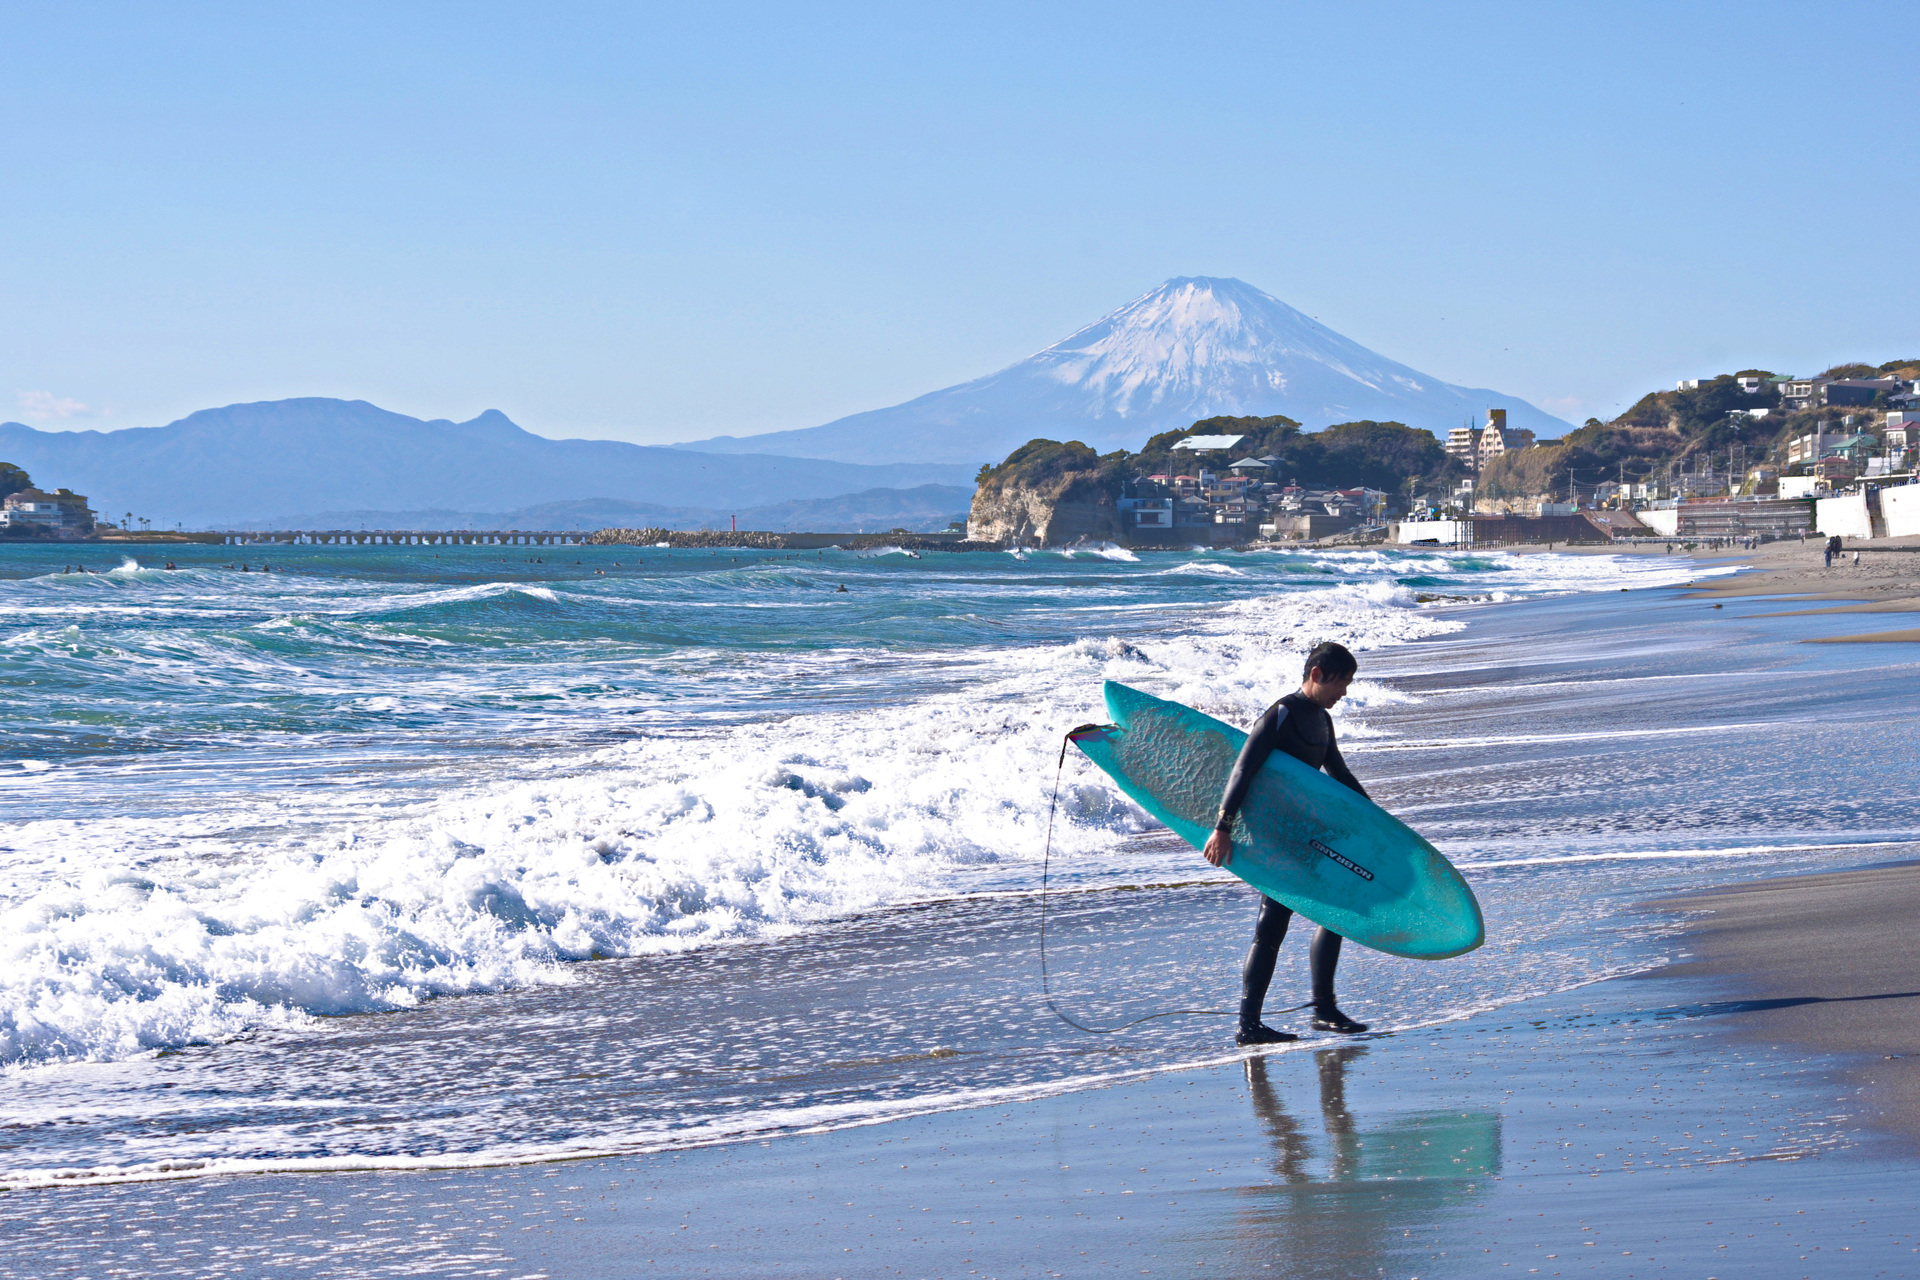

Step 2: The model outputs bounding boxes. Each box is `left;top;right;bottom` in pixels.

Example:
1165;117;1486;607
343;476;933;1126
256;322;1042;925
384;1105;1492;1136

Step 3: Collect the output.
1069;681;1483;960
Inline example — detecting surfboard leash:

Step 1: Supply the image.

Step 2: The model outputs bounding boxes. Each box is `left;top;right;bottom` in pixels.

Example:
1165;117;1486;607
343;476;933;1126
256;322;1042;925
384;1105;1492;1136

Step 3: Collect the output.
1039;725;1250;1035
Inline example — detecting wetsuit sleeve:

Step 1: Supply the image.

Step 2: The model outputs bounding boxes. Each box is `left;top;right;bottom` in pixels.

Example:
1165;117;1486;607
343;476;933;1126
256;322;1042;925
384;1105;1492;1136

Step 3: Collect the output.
1214;704;1287;832
1322;731;1369;799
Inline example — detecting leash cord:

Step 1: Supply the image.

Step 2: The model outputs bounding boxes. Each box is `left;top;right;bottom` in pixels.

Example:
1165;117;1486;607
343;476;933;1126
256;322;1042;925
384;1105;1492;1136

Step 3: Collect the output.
1040;726;1298;1035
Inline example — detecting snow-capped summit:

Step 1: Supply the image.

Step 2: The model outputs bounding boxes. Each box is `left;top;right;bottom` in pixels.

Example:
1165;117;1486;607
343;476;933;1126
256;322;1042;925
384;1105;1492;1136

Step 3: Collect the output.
678;277;1568;466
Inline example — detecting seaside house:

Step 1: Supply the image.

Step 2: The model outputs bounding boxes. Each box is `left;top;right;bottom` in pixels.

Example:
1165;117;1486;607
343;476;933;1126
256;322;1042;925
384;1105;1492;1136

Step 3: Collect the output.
0;488;95;537
1170;434;1246;455
1115;495;1174;535
1783;376;1905;410
1822;378;1904;407
1780;379;1821;411
1812;455;1860;487
1826;433;1877;463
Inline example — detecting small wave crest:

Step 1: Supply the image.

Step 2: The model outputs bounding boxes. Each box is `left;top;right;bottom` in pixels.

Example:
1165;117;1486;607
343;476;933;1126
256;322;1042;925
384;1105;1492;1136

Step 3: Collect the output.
1157;561;1247;577
0;566;1462;1067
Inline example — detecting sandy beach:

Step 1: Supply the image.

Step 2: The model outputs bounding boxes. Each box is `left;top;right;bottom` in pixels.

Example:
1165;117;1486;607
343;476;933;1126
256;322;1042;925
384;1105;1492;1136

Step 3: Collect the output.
1492;531;1920;640
1680;534;1920;641
1654;861;1920;1146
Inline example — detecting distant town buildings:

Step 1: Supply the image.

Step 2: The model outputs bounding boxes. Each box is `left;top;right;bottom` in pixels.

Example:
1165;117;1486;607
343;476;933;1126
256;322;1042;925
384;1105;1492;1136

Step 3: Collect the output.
1444;409;1534;475
0;488;95;537
1776;375;1916;412
1117;433;1393;543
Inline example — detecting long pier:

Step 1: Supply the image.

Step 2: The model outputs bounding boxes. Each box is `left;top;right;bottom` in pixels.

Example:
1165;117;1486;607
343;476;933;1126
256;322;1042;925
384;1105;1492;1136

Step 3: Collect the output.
218;530;588;546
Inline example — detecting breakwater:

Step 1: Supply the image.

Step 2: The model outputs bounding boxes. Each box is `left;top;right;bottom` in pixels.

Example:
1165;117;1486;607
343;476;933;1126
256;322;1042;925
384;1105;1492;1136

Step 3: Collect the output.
219;529;588;546
585;528;993;550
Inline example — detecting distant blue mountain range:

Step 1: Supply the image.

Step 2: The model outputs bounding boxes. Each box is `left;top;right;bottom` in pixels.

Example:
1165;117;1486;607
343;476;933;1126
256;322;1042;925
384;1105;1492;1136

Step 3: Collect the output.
0;399;976;528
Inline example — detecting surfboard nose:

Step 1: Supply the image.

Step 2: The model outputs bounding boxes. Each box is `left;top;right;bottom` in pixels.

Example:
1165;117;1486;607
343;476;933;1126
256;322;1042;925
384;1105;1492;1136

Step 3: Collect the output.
1408;893;1485;959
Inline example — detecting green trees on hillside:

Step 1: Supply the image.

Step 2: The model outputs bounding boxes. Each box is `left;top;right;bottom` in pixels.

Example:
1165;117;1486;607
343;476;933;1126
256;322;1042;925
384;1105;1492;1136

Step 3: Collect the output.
0;463;32;500
975;416;1465;523
1131;415;1459;492
971;439;1132;514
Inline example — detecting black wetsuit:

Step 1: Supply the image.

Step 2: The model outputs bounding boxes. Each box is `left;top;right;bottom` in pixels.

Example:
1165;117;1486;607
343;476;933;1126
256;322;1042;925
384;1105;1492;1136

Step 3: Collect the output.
1214;691;1368;1029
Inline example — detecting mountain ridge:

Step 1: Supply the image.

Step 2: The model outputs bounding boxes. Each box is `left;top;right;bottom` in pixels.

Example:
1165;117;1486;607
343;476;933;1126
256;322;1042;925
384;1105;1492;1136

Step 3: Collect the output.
0;399;975;526
675;277;1569;465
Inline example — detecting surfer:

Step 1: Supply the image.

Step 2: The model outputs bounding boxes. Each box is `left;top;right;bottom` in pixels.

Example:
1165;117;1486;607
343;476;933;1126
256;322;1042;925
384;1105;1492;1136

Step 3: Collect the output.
1203;640;1371;1044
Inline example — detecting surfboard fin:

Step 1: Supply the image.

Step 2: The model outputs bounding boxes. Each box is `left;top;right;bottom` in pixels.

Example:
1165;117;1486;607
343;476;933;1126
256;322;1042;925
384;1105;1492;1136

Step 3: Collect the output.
1061;722;1119;766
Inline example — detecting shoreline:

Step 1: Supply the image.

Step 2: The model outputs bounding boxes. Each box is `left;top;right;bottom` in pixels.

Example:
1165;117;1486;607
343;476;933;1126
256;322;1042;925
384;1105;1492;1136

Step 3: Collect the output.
11;860;1919;1276
9;544;1920;1275
1495;531;1920;641
1648;860;1920;1149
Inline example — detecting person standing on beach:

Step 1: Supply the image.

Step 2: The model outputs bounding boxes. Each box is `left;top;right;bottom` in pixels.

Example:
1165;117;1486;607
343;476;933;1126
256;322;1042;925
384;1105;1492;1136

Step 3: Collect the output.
1202;641;1371;1045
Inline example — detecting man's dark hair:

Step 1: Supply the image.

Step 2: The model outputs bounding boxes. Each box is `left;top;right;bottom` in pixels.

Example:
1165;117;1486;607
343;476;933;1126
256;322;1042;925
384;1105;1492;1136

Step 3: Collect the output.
1302;641;1358;682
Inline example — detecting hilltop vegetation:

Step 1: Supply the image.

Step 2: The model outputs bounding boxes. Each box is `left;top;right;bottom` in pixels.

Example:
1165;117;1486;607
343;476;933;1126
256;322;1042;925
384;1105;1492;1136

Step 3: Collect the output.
974;415;1463;500
969;416;1468;542
1480;359;1918;499
1135;416;1460;493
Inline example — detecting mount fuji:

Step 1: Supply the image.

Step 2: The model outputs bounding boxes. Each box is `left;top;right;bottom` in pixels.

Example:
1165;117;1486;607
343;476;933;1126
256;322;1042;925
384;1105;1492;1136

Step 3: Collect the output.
678;277;1569;466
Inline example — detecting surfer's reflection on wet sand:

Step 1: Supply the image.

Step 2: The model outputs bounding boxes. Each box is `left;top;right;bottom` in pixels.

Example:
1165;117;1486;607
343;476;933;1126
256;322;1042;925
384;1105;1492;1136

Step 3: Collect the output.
1229;1046;1502;1276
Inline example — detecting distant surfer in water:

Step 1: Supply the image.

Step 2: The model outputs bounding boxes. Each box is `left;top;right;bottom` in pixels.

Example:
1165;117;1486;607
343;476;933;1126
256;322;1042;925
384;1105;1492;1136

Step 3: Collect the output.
1203;640;1371;1045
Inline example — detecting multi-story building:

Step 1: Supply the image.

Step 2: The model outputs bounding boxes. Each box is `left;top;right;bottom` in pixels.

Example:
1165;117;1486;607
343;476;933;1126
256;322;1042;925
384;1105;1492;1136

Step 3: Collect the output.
1785;431;1840;465
1478;412;1534;469
1445;424;1482;471
1445;409;1533;474
0;488;94;537
1779;378;1822;410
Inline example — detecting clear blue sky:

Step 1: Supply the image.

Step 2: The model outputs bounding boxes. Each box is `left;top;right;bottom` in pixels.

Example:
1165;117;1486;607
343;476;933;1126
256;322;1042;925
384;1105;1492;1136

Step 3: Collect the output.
5;1;1915;443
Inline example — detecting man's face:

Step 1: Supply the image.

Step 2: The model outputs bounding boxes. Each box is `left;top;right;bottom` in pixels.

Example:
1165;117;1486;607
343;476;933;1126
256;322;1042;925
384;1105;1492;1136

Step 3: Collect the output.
1301;667;1353;710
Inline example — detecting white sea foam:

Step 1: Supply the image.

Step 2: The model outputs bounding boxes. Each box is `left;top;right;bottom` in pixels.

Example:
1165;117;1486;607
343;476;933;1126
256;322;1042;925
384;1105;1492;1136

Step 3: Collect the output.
0;572;1466;1066
1157;561;1247;577
0;548;1708;1069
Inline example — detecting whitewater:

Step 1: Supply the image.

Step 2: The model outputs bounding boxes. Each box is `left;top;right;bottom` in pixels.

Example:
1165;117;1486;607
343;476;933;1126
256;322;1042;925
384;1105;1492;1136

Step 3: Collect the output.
9;539;1914;1188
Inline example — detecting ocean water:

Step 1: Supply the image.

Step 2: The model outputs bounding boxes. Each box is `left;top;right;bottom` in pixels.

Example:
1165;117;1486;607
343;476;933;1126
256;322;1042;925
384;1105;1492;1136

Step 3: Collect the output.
3;540;1916;1190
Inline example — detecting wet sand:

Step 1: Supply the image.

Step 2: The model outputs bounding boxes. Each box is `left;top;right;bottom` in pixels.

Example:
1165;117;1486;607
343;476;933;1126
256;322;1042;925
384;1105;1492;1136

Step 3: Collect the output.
1682;534;1920;606
1681;536;1920;642
1652;861;1920;1145
8;878;1920;1279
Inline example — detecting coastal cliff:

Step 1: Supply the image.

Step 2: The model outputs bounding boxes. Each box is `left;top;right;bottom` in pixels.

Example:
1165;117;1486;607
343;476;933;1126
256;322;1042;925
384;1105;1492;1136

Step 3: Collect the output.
966;440;1124;545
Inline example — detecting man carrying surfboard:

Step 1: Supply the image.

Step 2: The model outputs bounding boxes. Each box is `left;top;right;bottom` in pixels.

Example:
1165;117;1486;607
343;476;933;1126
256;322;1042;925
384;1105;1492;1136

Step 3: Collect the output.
1202;641;1371;1045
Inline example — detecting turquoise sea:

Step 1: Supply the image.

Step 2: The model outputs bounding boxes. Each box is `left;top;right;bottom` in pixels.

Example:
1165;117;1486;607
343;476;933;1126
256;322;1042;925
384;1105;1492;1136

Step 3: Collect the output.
2;541;1916;1189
